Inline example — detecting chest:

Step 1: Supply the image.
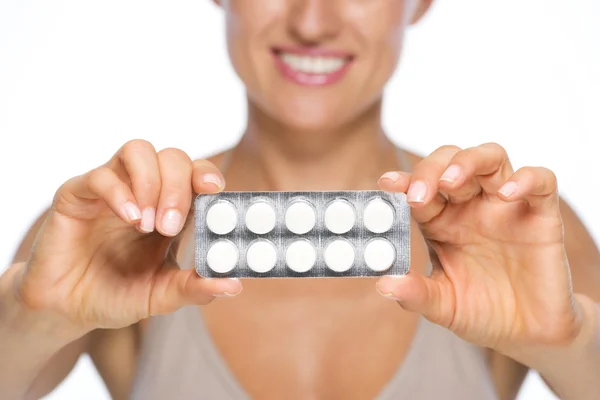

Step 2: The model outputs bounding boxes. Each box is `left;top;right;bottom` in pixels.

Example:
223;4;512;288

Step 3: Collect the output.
174;214;432;398
201;279;420;400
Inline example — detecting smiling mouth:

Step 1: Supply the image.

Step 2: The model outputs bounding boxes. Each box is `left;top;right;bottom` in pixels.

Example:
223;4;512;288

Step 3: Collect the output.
272;48;354;86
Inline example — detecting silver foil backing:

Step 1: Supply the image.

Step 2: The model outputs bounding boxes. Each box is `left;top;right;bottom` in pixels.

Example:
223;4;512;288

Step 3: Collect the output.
195;191;411;278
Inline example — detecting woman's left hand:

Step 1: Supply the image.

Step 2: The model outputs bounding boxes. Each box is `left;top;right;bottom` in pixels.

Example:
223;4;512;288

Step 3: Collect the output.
377;143;583;354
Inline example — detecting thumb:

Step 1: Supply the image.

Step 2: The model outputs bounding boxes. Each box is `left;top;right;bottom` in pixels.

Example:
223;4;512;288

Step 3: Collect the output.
147;267;243;316
376;272;455;329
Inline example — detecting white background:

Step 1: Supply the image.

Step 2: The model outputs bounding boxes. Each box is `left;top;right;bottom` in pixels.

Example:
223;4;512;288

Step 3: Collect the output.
1;0;599;398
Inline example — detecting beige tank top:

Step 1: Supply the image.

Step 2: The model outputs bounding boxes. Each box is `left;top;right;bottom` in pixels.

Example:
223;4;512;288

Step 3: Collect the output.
129;148;499;399
130;306;497;400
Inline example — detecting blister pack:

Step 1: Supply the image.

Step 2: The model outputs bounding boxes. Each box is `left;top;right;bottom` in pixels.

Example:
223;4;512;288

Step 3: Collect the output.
194;191;410;278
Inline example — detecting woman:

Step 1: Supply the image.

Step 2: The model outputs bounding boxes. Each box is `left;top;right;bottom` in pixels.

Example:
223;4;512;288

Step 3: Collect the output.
1;1;599;399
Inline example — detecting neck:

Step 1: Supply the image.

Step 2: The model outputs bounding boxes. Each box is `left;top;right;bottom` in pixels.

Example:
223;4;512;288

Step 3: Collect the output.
225;100;401;191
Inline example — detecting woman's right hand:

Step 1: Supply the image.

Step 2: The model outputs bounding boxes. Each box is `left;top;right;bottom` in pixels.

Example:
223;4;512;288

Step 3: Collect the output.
15;140;242;337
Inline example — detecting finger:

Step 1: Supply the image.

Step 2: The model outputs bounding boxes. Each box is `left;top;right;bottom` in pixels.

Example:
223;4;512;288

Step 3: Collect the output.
497;166;560;214
440;143;514;196
400;145;461;223
54;167;141;224
378;171;448;224
376;271;455;329
438;156;481;204
168;159;228;237
112;140;162;233
408;145;461;204
155;148;194;237
378;170;411;192
148;268;243;316
191;159;226;194
379;172;448;225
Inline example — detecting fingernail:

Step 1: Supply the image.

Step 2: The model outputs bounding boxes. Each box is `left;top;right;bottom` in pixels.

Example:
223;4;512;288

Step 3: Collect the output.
378;292;402;301
440;165;461;184
123;202;142;222
161;209;183;236
379;171;401;183
499;181;517;198
202;173;224;190
214;292;241;298
407;181;427;203
376;277;403;301
214;278;243;297
139;207;156;233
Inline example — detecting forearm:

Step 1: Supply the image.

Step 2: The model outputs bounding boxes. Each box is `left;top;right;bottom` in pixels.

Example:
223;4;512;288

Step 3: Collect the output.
510;294;600;400
0;263;83;399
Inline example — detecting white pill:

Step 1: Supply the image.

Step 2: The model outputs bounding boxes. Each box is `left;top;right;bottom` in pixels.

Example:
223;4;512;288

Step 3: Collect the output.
285;240;317;273
364;239;396;272
206;240;239;273
206;201;238;235
363;198;395;234
285;201;316;235
245;201;276;235
324;200;355;234
324;239;355;272
246;240;277;273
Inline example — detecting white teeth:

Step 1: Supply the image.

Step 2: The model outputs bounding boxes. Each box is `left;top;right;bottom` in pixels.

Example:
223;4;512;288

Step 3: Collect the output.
279;52;347;74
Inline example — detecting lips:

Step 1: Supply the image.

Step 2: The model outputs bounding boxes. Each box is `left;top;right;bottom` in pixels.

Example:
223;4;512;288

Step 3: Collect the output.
272;47;354;87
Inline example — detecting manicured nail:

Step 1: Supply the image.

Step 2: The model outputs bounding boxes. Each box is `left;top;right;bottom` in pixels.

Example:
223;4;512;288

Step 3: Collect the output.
161;209;183;236
379;171;401;183
123;202;142;222
202;173;224;190
378;292;402;301
214;292;241;298
214;278;243;297
376;277;403;301
139;207;156;233
440;165;462;184
407;181;427;203
499;181;518;198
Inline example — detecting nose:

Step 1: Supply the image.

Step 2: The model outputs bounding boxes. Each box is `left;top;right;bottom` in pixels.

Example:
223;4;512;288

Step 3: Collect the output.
288;0;342;44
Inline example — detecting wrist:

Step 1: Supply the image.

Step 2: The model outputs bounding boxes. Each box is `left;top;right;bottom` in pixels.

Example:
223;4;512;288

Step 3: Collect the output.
1;262;88;348
504;294;599;379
